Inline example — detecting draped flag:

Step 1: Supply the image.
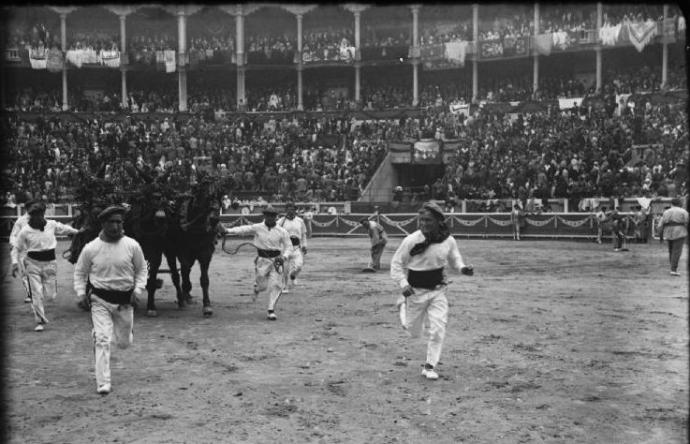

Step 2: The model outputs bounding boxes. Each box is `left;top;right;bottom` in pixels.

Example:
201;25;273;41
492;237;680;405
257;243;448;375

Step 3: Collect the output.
625;19;658;52
551;31;571;50
444;40;468;66
29;47;47;69
100;50;120;68
413;139;440;163
449;103;470;117
46;48;64;72
599;24;621;46
532;34;552;56
164;50;176;73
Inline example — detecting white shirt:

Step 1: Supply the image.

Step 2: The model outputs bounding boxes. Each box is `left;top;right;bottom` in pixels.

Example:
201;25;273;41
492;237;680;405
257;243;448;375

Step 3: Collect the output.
225;222;291;257
364;220;387;246
277;216;308;248
73;235;147;297
9;214;29;248
12;219;78;265
390;230;467;289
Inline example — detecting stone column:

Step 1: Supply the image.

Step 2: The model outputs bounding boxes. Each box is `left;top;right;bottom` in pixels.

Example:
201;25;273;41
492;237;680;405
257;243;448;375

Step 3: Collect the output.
595;2;602;92
297;13;303;111
120;14;128;108
411;5;420;106
60;13;68;110
177;12;188;112
472;3;479;102
236;13;246;110
661;4;669;89
354;11;361;103
532;3;540;95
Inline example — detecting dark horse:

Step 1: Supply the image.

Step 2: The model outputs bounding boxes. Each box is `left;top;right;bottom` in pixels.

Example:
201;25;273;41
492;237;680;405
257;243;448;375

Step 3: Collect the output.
175;179;223;317
127;189;185;317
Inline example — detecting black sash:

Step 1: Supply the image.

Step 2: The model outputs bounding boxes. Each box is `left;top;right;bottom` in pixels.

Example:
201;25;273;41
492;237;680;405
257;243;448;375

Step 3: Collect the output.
27;249;56;261
407;268;444;290
257;249;281;258
664;222;686;227
91;287;134;305
290;236;301;246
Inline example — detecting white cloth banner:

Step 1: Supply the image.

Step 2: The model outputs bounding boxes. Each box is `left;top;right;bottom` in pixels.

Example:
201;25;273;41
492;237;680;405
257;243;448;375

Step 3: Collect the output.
444;40;468;66
552;31;570;49
558;97;584;109
100;50;120;68
164;50;176;73
599;24;621;46
615;93;632;116
626;19;658;52
449;103;470;117
29;48;46;69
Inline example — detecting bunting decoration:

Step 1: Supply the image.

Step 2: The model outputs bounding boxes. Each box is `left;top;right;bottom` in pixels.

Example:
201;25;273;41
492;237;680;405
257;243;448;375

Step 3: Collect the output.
486;216;513;227
453;216;485;227
525;217;555;227
625;19;658;52
556;216;592;228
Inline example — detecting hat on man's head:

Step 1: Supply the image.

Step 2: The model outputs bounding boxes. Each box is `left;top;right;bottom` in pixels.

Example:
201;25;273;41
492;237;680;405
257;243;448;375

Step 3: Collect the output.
26;200;46;214
98;205;127;222
420;201;445;221
263;205;278;215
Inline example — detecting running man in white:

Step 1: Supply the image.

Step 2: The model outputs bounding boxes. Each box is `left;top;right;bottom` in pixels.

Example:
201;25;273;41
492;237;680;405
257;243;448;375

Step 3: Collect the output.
223;205;291;320
11;200;80;331
9;200;32;303
277;202;308;293
74;205;147;395
390;201;474;380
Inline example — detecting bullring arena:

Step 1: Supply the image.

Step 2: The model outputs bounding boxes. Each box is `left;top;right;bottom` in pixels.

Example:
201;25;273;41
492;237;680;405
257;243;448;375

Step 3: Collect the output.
2;2;689;443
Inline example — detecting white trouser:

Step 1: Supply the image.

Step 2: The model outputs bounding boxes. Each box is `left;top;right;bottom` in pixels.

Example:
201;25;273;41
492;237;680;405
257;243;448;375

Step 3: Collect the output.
23;257;57;324
254;256;285;311
396;286;449;367
90;295;134;388
283;245;304;287
13;248;31;300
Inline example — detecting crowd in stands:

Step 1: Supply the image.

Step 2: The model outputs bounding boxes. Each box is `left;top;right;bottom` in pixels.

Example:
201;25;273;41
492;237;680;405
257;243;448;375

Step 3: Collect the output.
539;7;596;33
1;112;395;206
128;33;176;65
302;28;356;63
246;33;296;65
3;83;686;209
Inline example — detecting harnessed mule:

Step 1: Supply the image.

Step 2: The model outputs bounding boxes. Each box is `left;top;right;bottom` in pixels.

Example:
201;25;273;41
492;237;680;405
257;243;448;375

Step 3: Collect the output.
176;184;222;317
128;192;184;317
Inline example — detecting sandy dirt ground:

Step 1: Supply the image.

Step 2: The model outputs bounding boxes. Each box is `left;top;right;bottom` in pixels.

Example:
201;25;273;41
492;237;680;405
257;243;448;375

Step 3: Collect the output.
1;237;688;444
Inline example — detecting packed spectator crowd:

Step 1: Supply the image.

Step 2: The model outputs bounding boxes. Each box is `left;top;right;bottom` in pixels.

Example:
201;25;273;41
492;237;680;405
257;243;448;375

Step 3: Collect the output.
302;28;356;63
1;112;395;206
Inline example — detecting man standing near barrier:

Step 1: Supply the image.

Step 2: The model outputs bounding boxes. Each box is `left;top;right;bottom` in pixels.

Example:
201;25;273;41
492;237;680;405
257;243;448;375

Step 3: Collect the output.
277;202;308;293
657;197;688;276
360;217;388;271
223;205;292;320
74;205;147;395
390;202;474;380
9;200;33;303
11;200;80;331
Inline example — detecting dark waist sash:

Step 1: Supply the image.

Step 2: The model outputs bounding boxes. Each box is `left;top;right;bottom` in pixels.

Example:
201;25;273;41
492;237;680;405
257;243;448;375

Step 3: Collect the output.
664;222;686;227
27;249;56;261
91;287;133;305
408;268;444;290
290;236;301;246
257;249;281;258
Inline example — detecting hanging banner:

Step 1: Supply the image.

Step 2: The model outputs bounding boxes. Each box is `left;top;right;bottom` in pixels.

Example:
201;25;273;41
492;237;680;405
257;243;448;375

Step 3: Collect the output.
444;40;468;66
532;34;552;56
480;40;503;58
556;216;592;228
413;139;441;163
46;48;64;73
164;50;176;73
310;217;338;227
449;103;470;117
625;19;658;52
100;50;121;68
558;97;584;109
599;23;621;46
452;216;485;226
486;216;513;227
29;47;47;69
525;216;555;227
